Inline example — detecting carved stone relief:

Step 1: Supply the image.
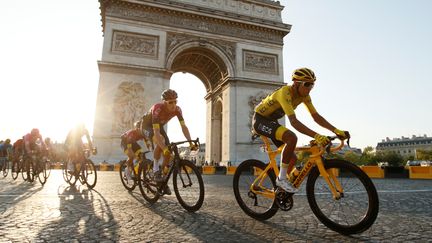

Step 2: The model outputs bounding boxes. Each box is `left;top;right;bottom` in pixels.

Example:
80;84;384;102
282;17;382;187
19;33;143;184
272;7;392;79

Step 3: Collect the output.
247;91;269;132
243;50;278;74
106;4;284;44
167;33;235;61
112;82;146;135
175;0;282;21
112;30;159;58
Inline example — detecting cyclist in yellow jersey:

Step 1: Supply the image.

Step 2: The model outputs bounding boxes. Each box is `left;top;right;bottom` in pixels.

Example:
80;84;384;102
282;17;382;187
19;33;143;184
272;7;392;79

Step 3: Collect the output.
252;67;350;193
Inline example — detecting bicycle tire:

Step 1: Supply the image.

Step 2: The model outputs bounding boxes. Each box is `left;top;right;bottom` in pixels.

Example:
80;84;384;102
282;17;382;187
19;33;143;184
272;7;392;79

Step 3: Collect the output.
173;159;205;212
44;160;51;179
306;159;379;235
1;160;9;177
62;161;69;182
38;161;47;185
233;159;278;220
26;159;35;183
64;160;78;186
21;159;29;181
138;159;160;204
83;159;97;189
119;160;136;191
11;160;20;180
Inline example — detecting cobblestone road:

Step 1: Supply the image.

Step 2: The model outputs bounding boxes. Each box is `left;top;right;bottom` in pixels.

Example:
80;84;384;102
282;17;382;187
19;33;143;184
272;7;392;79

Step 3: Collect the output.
1;171;432;242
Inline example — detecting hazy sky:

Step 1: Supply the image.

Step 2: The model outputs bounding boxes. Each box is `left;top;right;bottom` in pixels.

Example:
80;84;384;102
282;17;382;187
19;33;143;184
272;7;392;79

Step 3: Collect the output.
1;0;431;150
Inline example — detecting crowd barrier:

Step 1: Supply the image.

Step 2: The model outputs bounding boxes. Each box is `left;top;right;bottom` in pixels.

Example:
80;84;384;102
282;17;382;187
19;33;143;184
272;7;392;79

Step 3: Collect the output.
202;166;216;175
47;162;431;180
360;166;385;178
408;166;432;179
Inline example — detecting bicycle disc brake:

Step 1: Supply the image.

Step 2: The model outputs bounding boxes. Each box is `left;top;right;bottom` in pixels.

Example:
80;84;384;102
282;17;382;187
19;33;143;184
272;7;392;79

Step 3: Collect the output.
275;188;293;211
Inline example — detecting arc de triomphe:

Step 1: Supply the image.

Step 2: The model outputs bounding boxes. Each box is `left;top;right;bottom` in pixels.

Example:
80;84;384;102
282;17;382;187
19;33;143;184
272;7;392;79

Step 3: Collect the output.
93;0;291;164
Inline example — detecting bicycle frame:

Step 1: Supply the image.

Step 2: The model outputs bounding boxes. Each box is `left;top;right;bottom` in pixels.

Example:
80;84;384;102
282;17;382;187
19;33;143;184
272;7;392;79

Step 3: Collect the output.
250;135;346;200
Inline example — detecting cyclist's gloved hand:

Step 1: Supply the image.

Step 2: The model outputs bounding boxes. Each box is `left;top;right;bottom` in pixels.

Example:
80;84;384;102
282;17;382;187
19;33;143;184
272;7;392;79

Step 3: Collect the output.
189;142;198;151
163;147;171;156
333;128;350;140
314;134;330;146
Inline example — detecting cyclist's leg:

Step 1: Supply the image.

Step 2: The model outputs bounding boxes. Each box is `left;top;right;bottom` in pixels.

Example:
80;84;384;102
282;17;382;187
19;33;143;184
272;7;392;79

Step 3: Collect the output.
253;113;298;192
279;129;297;179
159;128;171;171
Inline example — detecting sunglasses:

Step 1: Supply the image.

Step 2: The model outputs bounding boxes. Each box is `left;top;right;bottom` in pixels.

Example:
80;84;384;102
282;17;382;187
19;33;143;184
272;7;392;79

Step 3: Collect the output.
296;81;315;88
166;100;177;105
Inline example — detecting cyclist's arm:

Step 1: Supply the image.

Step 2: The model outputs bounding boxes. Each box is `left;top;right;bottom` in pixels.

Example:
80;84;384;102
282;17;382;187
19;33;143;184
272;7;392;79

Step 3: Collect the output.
311;113;337;132
288;114;319;138
179;120;192;141
84;129;94;149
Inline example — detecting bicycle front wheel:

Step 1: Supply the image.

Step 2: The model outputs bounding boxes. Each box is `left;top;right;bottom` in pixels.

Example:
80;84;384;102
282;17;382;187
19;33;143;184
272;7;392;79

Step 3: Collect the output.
119;160;136;191
306;159;379;235
83;159;97;189
173;160;204;212
2;160;9;177
11;160;20;180
38;161;47;185
232;159;278;221
138;159;160;204
64;160;77;186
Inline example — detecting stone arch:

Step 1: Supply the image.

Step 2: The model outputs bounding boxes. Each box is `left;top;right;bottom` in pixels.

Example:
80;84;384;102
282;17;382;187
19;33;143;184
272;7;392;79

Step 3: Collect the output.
94;0;290;164
166;41;234;92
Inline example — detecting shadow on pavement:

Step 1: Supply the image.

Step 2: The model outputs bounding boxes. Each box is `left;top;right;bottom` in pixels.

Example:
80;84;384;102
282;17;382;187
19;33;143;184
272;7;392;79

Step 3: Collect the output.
128;190;270;242
35;185;119;241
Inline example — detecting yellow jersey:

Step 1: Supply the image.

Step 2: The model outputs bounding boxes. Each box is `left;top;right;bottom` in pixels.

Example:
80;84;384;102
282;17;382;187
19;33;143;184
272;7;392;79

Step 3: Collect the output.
254;85;317;120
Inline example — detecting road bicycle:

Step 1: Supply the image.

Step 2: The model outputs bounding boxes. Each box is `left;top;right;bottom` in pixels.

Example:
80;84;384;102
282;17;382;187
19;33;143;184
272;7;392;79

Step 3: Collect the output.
119;151;152;191
138;138;205;212
15;150;50;184
233;135;379;235
64;148;97;189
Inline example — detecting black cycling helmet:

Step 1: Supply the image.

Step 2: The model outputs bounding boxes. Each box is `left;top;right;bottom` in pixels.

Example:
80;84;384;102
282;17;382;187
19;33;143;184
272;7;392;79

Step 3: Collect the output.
161;89;178;101
292;67;316;82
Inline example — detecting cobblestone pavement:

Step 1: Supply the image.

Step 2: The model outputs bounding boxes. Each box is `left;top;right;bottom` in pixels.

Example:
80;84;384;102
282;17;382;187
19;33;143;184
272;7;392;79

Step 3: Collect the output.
1;171;432;242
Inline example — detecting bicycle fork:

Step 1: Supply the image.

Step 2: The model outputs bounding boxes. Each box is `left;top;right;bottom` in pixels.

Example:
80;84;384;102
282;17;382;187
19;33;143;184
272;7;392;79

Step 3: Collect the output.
315;159;344;200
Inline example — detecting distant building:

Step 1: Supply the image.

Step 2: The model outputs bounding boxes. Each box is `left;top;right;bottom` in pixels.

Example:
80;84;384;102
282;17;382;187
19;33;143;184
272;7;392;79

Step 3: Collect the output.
334;144;362;156
376;134;432;158
179;143;206;166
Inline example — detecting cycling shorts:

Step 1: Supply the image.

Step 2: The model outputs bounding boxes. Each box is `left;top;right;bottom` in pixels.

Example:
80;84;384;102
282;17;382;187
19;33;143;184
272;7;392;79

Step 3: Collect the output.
252;113;288;148
121;140;141;154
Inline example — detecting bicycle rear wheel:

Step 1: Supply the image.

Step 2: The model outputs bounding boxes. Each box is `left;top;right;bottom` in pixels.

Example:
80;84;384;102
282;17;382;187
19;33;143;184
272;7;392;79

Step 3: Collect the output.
233;159;278;220
83;159;97;189
119;160;136;191
173;160;205;212
306;159;379;235
138;159;160;204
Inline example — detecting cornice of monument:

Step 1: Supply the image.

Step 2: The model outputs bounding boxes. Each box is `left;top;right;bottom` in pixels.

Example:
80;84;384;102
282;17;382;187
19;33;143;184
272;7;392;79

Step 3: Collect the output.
99;0;290;44
98;61;172;77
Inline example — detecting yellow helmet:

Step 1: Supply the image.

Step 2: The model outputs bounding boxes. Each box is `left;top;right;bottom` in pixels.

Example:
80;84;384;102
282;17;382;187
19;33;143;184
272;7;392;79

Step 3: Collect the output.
292;68;316;82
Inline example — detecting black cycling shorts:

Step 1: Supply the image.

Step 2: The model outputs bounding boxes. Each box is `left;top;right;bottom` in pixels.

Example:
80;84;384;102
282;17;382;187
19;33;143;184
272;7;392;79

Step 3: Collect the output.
252;113;285;148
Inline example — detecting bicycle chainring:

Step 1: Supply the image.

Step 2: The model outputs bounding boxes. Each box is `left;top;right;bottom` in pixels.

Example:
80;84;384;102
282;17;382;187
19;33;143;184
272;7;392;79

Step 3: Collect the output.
275;188;293;211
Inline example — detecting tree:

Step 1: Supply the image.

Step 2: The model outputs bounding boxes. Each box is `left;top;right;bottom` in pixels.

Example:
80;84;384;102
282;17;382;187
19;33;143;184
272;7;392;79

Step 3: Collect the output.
416;149;432;160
